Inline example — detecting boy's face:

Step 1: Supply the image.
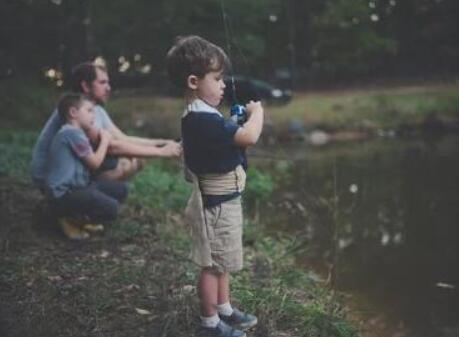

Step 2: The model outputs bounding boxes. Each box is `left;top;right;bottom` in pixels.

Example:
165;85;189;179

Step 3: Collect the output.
73;100;95;131
194;70;226;107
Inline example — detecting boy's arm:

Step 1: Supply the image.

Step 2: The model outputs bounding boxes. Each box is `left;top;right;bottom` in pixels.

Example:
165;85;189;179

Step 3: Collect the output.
233;101;264;147
82;129;111;170
108;139;181;157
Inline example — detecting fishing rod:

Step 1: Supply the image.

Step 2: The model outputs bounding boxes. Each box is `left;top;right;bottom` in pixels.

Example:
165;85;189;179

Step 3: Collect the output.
219;0;248;126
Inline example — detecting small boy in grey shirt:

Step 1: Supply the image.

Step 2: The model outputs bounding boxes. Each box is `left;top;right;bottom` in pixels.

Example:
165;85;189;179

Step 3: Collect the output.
45;93;127;240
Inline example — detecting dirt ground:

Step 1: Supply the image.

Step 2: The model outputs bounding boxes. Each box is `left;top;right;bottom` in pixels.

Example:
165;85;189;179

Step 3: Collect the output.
0;176;208;337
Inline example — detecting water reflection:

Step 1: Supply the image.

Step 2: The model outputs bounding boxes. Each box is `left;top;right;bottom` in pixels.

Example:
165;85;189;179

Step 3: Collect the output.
254;136;459;337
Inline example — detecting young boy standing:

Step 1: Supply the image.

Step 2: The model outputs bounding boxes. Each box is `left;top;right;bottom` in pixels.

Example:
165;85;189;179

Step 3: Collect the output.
45;93;128;240
166;36;264;337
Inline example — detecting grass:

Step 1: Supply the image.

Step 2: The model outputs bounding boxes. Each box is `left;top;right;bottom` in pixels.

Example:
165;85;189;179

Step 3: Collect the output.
100;83;459;139
0;129;359;337
2;81;458;137
268;83;459;131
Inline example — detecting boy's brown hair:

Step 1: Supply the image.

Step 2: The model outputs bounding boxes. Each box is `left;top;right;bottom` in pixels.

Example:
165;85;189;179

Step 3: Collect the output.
57;93;88;120
166;35;229;90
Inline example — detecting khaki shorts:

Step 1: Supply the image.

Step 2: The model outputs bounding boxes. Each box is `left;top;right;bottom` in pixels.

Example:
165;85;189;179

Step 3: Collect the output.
192;197;243;273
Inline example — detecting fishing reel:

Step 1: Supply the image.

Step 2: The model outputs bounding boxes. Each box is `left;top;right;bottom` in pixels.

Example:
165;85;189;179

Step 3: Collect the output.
230;104;247;126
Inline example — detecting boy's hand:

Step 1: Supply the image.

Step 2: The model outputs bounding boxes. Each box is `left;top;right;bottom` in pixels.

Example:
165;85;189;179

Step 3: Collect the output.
87;126;101;143
99;129;112;145
245;101;263;118
234;101;264;147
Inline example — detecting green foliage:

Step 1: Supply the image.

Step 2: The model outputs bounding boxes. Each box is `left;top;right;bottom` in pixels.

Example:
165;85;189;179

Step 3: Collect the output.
3;0;458;84
128;160;191;212
244;166;276;205
312;0;397;77
0;79;58;129
231;228;358;337
0;130;37;180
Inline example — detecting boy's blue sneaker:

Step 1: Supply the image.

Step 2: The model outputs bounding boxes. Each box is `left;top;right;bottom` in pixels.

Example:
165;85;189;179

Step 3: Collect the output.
201;320;246;337
219;308;258;331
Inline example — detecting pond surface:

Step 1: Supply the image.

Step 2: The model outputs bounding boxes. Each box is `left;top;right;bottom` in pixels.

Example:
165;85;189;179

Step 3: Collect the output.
252;135;459;337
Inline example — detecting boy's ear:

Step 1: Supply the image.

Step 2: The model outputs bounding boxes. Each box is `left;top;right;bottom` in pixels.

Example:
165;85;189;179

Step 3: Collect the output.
187;75;199;90
68;106;78;119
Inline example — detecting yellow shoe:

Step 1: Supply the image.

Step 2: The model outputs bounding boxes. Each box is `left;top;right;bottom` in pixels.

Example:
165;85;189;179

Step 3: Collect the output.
59;218;90;240
82;223;104;233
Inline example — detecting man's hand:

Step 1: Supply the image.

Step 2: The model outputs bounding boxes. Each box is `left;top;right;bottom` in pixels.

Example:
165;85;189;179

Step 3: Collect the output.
160;141;182;157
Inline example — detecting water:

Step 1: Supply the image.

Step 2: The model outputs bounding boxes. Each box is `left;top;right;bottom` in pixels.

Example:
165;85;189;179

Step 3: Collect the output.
253;135;459;337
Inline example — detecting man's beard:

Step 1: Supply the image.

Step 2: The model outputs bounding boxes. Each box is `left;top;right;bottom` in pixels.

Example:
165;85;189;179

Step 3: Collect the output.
91;95;107;106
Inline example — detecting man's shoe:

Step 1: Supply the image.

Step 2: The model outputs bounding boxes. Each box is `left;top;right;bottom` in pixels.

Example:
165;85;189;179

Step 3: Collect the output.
201;320;246;337
59;218;90;240
219;308;257;331
82;223;104;233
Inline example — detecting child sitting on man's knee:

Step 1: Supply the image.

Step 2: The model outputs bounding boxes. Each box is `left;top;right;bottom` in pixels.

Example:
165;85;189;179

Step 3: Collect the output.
44;93;128;240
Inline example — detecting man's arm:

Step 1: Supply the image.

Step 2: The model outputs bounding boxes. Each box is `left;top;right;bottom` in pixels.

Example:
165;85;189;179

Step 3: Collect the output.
233;101;264;147
108;139;181;157
106;123;173;146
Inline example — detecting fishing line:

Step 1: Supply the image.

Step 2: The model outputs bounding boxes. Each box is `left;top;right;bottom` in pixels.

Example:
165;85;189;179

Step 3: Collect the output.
220;0;238;104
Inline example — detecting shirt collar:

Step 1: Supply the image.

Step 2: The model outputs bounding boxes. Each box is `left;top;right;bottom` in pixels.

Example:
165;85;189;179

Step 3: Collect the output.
183;98;222;117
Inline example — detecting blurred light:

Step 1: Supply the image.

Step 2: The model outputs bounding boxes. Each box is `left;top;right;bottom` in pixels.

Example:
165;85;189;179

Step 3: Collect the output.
50;0;62;5
393;232;403;244
369;1;376;9
140;64;152;74
269;14;278;22
371;14;379;22
119;61;130;73
271;89;282;98
381;232;390;245
436;282;455;289
94;56;107;67
46;68;56;79
389;0;396;6
56;80;64;87
134;54;141;62
349;184;358;193
118;56;126;64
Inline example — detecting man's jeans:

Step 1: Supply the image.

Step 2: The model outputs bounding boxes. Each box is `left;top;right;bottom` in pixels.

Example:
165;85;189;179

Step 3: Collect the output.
51;179;128;223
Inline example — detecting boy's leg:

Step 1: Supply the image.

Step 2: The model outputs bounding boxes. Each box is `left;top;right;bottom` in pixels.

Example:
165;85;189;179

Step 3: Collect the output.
199;267;219;317
198;267;246;337
216;272;257;331
217;272;230;307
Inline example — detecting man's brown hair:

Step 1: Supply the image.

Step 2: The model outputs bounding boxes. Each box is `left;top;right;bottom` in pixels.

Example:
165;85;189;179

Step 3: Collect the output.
166;35;229;90
70;62;108;93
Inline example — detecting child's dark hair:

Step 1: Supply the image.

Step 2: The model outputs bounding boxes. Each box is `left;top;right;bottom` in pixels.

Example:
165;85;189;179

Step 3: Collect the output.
70;62;108;93
166;35;229;90
57;93;88;120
